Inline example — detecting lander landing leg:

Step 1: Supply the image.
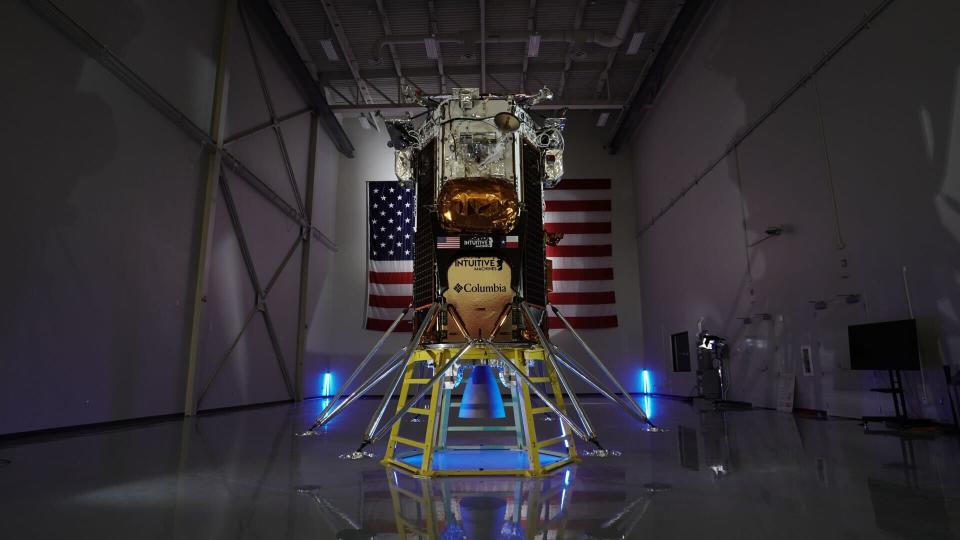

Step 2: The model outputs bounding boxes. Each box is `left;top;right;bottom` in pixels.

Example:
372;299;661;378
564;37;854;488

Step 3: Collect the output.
299;298;658;476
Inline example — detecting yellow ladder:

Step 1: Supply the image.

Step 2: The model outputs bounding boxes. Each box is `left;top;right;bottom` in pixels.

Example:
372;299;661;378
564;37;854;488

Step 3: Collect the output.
381;346;579;476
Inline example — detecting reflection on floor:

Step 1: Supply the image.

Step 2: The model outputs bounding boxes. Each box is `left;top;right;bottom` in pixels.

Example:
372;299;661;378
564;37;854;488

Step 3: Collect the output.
1;397;959;539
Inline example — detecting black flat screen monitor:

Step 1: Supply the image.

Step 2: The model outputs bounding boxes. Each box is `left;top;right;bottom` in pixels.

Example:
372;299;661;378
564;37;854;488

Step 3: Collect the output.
848;319;920;371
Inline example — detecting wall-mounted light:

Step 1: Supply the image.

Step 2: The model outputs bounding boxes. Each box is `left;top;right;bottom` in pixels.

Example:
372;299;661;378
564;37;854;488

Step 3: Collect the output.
596;112;610;127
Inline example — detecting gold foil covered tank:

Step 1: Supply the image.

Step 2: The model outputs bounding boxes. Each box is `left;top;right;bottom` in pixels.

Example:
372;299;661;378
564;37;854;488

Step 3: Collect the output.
437;177;519;233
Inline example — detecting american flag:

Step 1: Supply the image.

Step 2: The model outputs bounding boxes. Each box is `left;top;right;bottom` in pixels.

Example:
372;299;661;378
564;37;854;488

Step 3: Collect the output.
364;179;617;331
545;178;618;329
365;182;415;332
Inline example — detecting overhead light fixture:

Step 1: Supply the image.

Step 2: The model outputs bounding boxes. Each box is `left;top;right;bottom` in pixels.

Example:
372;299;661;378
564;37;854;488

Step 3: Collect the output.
358;115;372;130
626;32;645;55
424;37;439;59
527;34;541;58
596;112;610;127
320;38;339;62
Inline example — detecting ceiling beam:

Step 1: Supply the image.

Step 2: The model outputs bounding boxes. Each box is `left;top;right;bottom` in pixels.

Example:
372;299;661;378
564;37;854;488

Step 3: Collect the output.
606;0;716;154
318;0;379;131
374;0;405;97
521;0;537;93
558;0;588;97
426;1;447;93
479;0;486;93
318;0;372;104
595;0;641;97
317;59;649;83
244;0;354;157
332;101;624;114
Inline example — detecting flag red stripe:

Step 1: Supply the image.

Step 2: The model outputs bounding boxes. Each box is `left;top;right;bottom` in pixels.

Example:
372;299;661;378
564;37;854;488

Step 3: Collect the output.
544;200;611;212
545;222;611;234
368;295;413;308
366;319;414;332
549;291;616;304
547;244;612;257
551;268;614;281
548;315;619;329
550;178;611;190
369;271;413;284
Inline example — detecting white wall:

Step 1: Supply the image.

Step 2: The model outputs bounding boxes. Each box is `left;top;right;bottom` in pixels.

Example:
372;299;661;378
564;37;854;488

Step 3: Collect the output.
306;117;405;394
0;0;341;434
553;111;646;391
194;2;341;411
632;0;960;420
309;110;648;395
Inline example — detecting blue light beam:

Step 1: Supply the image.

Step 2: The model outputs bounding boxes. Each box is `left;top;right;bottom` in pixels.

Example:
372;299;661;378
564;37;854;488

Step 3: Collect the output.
321;372;334;397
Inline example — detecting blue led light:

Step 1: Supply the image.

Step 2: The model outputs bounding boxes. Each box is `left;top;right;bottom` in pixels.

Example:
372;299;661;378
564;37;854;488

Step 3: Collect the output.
641;369;652;394
321;372;334;397
640;370;654;419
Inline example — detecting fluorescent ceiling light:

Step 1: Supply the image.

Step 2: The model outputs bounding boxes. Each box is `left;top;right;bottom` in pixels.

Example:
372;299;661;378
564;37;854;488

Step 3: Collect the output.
424;37;439;59
320;38;339;62
527;34;541;57
626;32;645;55
359;115;371;130
596;112;610;127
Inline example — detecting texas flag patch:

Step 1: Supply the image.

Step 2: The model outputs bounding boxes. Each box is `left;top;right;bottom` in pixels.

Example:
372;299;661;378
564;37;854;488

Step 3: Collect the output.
503;235;519;248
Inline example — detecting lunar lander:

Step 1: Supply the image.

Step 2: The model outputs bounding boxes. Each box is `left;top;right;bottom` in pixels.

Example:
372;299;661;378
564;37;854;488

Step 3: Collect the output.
301;88;654;476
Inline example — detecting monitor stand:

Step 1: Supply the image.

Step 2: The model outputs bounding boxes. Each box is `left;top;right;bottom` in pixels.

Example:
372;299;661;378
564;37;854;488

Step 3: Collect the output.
862;369;939;434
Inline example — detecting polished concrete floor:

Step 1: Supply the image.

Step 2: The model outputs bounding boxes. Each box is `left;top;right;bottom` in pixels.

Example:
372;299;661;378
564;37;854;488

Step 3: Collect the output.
1;396;959;539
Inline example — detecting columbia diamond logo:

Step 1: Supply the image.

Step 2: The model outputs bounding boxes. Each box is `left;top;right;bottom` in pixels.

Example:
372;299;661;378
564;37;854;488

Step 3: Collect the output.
453;283;464;293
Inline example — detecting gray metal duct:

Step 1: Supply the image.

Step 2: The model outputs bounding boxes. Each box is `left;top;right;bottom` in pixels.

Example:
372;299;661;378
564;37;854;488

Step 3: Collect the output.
371;0;640;64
